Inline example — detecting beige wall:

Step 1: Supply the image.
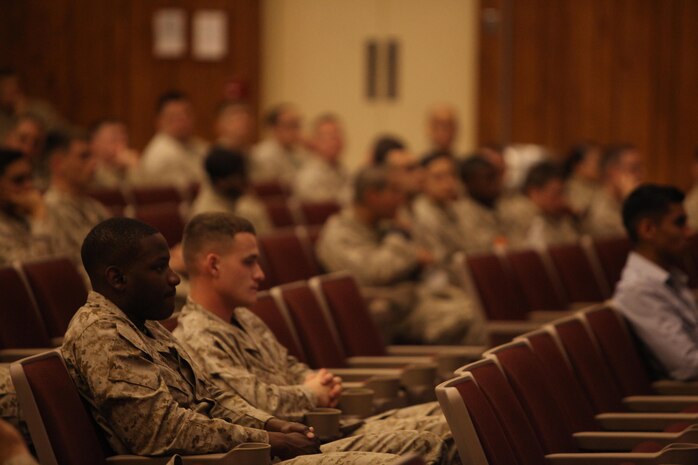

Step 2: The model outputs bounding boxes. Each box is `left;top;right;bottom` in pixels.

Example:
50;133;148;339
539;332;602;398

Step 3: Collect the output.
262;0;478;169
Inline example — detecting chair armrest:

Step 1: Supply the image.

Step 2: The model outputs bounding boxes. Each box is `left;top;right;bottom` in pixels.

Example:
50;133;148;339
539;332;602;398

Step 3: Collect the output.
545;443;698;465
345;355;433;368
486;321;542;345
595;412;698;431
572;430;694;451
107;456;179;464
652;379;698;396
0;348;52;363
50;337;64;347
385;345;486;358
568;302;601;310
527;310;574;322
623;395;698;412
329;367;404;382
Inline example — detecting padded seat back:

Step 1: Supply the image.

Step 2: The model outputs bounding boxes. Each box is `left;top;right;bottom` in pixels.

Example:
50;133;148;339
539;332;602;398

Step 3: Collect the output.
10;350;111;465
275;283;347;369
133;204;185;248
249;291;306;361
0;266;51;348
505;249;568;311
310;273;387;357
299;201;341;226
130;186;183;205
464;253;529;320
546;243;607;302
582;306;654;396
22;258;88;339
258;228;320;287
591;236;631;291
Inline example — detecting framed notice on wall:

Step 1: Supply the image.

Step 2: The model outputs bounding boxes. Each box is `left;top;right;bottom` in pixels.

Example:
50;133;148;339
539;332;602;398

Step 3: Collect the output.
153;8;187;58
192;10;228;61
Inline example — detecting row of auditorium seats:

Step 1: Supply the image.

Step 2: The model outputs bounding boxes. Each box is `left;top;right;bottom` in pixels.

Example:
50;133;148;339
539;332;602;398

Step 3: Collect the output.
88;185;340;247
463;234;698;324
11;283;698;464
436;305;698;465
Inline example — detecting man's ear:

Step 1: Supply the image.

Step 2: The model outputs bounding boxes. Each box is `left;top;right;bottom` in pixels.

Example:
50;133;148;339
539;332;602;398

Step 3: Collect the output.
636;217;656;241
205;253;220;278
105;265;127;291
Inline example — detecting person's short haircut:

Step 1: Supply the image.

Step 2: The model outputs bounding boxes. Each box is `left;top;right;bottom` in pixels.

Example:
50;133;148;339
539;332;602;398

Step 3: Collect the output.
81;218;160;282
156;90;188;115
264;103;294;128
562;142;599;179
312;113;340;132
215;100;249;117
0;148;24;175
204;146;247;184
8;113;45;132
523;161;563;193
420;150;452;168
353;166;391;204
43;130;85;159
182;212;256;275
87;117;123;141
622;184;685;243
601;143;635;175
458;155;495;184
372;136;406;166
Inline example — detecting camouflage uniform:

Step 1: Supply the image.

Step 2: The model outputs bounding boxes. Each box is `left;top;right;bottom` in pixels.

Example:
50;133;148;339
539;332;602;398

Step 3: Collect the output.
0;365;27;442
173;300;449;438
0;210;55;266
250;139;307;185
139;133;208;189
504;196;580;249
189;184;273;235
584;189;626;238
316;209;486;345
411;196;466;262
453;196;511;254
564;176;600;218
292;157;351;204
61;292;426;465
44;188;111;266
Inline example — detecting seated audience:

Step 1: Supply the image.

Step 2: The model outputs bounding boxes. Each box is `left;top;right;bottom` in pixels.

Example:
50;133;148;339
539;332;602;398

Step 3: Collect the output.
371;136;424;219
293;113;350;203
140;90;208;189
61;217;403;464
0;419;36;465
172;213;448;462
215;101;254;151
44;132;110;268
250;103;307;185
0;68;70;138
508;161;580;249
454;155;511;253
562;142;602;218
411;152;464;261
0;149;55;264
585;144;643;237
317;167;485;345
190;147;272;234
424;104;458;157
88;118;141;189
613;184;696;380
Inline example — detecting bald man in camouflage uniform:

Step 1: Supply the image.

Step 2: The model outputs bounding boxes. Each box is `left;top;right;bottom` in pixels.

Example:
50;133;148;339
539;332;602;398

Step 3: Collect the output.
317;167;486;346
63;217;433;464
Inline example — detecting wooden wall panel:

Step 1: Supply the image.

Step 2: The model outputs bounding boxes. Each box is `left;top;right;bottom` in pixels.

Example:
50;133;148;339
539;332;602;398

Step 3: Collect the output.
0;0;260;150
477;0;698;187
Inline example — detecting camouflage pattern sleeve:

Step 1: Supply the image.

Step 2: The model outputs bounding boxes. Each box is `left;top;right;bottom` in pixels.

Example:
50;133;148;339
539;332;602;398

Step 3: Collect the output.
316;213;420;286
196;345;317;421
66;319;269;455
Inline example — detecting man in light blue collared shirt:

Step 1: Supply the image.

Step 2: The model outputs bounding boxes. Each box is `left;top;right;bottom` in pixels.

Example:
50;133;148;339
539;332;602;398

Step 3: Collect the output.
613;184;697;380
